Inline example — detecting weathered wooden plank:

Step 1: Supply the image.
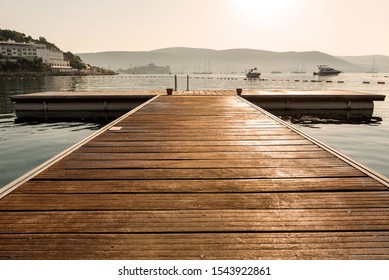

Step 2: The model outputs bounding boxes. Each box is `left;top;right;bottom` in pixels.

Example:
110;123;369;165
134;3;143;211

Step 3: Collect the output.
84;140;314;147
2;249;388;260
55;158;347;169
104;128;294;134
65;151;335;161
2;232;389;246
14;177;386;194
36;166;365;180
76;145;323;153
1;192;389;211
1;210;389;233
2;239;389;255
118;117;279;121
2;238;389;258
93;134;305;141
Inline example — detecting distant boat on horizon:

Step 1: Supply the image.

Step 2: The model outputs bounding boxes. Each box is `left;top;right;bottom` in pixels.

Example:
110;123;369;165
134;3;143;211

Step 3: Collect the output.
193;71;213;74
292;64;306;74
366;58;378;73
194;59;212;75
246;67;261;79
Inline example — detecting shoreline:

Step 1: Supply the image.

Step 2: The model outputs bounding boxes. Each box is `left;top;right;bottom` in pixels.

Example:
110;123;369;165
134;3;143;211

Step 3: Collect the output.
0;70;117;77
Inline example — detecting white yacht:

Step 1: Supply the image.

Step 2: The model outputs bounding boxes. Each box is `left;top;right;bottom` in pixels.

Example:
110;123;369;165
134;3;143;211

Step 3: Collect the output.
313;65;342;76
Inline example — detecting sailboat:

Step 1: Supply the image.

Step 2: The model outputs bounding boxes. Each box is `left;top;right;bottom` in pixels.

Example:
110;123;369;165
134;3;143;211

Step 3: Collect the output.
366;58;378;73
194;59;213;74
292;64;306;74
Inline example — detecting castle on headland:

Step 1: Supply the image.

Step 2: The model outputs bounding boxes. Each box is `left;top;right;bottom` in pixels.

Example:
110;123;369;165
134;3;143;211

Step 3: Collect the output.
118;63;170;74
0;39;73;72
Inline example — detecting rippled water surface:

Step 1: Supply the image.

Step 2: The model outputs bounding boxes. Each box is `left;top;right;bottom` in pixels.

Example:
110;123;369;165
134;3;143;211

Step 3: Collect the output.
1;73;388;187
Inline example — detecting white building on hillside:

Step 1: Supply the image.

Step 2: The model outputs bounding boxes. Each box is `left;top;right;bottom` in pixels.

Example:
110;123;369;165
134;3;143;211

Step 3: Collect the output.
37;48;73;71
0;39;73;72
0;39;45;58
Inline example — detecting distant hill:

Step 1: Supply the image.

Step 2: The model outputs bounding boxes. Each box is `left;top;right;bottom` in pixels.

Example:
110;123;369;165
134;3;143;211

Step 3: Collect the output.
336;55;389;72
78;47;374;74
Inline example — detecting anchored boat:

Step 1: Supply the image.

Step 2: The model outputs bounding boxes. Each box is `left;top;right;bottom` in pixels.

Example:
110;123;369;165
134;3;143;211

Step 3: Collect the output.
313;65;342;76
246;67;261;79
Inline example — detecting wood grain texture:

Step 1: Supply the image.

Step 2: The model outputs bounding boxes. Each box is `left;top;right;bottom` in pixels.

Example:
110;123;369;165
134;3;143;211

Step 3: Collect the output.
1;93;388;260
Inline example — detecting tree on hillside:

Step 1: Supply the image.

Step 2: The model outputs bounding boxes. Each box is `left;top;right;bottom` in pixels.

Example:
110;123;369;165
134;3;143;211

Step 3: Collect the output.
0;57;49;72
36;36;60;50
0;29;60;50
0;29;28;42
64;52;87;70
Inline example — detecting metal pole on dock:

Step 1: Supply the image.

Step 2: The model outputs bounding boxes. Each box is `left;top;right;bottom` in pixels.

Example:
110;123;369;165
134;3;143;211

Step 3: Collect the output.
186;74;189;91
174;75;177;91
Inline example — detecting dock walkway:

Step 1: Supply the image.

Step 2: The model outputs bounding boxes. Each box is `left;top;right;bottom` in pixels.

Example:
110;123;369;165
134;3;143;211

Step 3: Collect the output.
1;94;389;259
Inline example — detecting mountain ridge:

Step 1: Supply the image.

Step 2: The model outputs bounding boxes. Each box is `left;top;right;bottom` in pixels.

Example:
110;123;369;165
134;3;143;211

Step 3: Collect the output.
77;47;388;73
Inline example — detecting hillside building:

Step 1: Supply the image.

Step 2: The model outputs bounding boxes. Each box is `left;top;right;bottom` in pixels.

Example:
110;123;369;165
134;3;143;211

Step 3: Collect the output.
0;39;73;72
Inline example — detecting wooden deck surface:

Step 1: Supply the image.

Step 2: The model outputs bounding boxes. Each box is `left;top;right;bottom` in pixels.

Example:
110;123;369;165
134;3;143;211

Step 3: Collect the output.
1;94;389;259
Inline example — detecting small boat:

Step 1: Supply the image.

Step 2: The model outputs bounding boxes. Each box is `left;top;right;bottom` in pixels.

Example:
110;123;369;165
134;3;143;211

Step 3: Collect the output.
313;65;342;76
246;67;261;79
292;64;306;74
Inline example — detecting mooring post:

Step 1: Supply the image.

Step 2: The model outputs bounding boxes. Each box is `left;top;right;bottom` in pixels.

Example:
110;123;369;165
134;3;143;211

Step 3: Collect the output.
166;88;173;95
236;88;242;95
186;74;189;91
174;75;177;91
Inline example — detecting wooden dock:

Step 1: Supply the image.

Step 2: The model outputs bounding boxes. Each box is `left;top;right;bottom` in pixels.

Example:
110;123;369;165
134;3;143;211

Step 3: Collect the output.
1;93;389;259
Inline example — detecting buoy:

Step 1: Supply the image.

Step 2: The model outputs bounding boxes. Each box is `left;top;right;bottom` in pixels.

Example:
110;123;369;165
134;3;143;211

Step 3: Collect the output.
377;81;385;84
363;81;370;84
326;81;332;83
338;81;344;83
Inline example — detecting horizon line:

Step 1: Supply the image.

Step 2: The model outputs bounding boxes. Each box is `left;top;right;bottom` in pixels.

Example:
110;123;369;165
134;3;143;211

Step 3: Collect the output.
74;47;386;57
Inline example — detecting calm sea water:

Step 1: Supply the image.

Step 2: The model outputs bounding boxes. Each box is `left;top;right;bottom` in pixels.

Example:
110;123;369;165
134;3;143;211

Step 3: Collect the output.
0;73;388;188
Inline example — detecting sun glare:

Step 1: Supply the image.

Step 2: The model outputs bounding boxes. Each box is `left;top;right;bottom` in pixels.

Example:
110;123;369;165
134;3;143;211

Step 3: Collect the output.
227;0;300;26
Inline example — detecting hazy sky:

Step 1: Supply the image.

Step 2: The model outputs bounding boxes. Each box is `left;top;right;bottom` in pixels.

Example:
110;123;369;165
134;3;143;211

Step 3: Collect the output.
2;0;389;55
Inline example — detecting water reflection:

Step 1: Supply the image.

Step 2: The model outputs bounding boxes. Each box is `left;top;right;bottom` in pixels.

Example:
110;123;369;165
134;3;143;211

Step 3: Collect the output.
268;109;383;126
13;110;127;123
